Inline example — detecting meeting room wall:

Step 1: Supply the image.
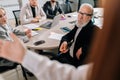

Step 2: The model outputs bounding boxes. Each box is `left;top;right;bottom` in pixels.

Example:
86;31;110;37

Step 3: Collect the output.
0;0;19;19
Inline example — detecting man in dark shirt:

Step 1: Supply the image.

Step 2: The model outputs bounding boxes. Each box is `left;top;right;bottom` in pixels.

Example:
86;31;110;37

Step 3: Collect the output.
43;0;64;19
52;3;100;67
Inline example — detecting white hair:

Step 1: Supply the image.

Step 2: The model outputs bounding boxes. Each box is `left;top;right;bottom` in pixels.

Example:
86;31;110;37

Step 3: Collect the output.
0;7;5;11
80;3;94;14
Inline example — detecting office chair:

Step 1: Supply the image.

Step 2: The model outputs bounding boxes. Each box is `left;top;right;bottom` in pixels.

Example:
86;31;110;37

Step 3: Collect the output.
0;58;18;73
0;59;28;80
12;10;21;27
60;2;72;14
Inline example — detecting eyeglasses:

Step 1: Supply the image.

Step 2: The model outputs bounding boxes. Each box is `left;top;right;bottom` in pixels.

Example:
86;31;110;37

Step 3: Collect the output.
78;11;93;16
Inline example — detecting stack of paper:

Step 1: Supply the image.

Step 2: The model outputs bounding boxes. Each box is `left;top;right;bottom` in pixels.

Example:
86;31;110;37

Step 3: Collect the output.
48;32;64;40
31;31;39;36
24;24;39;29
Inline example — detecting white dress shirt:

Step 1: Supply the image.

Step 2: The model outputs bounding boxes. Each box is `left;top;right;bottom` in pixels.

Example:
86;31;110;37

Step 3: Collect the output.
22;50;92;80
70;27;82;57
69;21;89;57
69;22;84;57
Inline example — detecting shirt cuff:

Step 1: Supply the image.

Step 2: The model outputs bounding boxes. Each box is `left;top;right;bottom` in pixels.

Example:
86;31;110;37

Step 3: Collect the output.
21;50;40;73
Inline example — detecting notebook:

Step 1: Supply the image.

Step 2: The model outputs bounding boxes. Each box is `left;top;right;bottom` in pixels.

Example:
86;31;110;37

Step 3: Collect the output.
40;15;61;29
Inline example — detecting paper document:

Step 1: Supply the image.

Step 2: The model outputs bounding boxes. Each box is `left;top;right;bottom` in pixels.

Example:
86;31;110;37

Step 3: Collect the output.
48;32;64;40
31;31;39;36
94;18;103;29
24;24;39;29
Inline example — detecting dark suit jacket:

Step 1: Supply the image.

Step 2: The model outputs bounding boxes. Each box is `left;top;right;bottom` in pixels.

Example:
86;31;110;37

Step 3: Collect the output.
43;1;63;19
59;20;100;67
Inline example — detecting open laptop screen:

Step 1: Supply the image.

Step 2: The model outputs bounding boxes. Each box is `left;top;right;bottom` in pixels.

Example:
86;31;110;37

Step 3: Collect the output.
40;15;61;29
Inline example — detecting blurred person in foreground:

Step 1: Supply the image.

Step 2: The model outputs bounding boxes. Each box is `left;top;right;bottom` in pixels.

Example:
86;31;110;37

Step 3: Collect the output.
0;0;120;80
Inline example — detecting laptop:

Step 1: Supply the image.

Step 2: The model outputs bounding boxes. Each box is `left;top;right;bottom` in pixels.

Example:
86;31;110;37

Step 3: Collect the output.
40;15;61;29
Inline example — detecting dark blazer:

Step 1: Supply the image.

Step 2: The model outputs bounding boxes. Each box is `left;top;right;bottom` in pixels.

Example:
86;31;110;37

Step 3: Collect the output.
59;20;100;67
43;1;63;19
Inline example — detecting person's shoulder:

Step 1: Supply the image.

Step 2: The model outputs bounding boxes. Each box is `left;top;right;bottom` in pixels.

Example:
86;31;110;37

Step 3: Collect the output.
43;1;50;6
56;1;59;5
88;21;99;29
45;1;51;4
92;25;101;33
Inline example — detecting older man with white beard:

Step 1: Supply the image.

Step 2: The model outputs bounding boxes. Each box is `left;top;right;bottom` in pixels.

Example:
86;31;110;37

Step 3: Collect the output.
52;3;100;67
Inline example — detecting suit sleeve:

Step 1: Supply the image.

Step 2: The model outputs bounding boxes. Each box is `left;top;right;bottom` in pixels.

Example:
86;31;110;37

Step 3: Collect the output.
39;7;46;22
12;29;26;36
20;5;33;25
43;2;55;19
57;2;64;14
59;26;77;50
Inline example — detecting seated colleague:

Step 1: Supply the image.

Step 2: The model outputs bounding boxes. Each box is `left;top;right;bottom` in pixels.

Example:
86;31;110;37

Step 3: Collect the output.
20;0;46;25
0;7;31;40
43;0;64;19
0;7;31;72
52;3;100;67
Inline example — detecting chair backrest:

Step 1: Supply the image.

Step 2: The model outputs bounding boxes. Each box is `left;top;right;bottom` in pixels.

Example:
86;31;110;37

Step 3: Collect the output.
60;3;72;14
12;10;21;27
0;58;18;73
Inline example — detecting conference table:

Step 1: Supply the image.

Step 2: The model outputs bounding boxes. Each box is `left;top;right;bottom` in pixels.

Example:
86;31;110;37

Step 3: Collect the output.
17;12;77;50
17;8;103;50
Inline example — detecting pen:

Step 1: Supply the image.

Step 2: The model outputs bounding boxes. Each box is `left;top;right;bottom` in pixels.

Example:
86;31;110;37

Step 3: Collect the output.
32;28;42;31
32;29;39;31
